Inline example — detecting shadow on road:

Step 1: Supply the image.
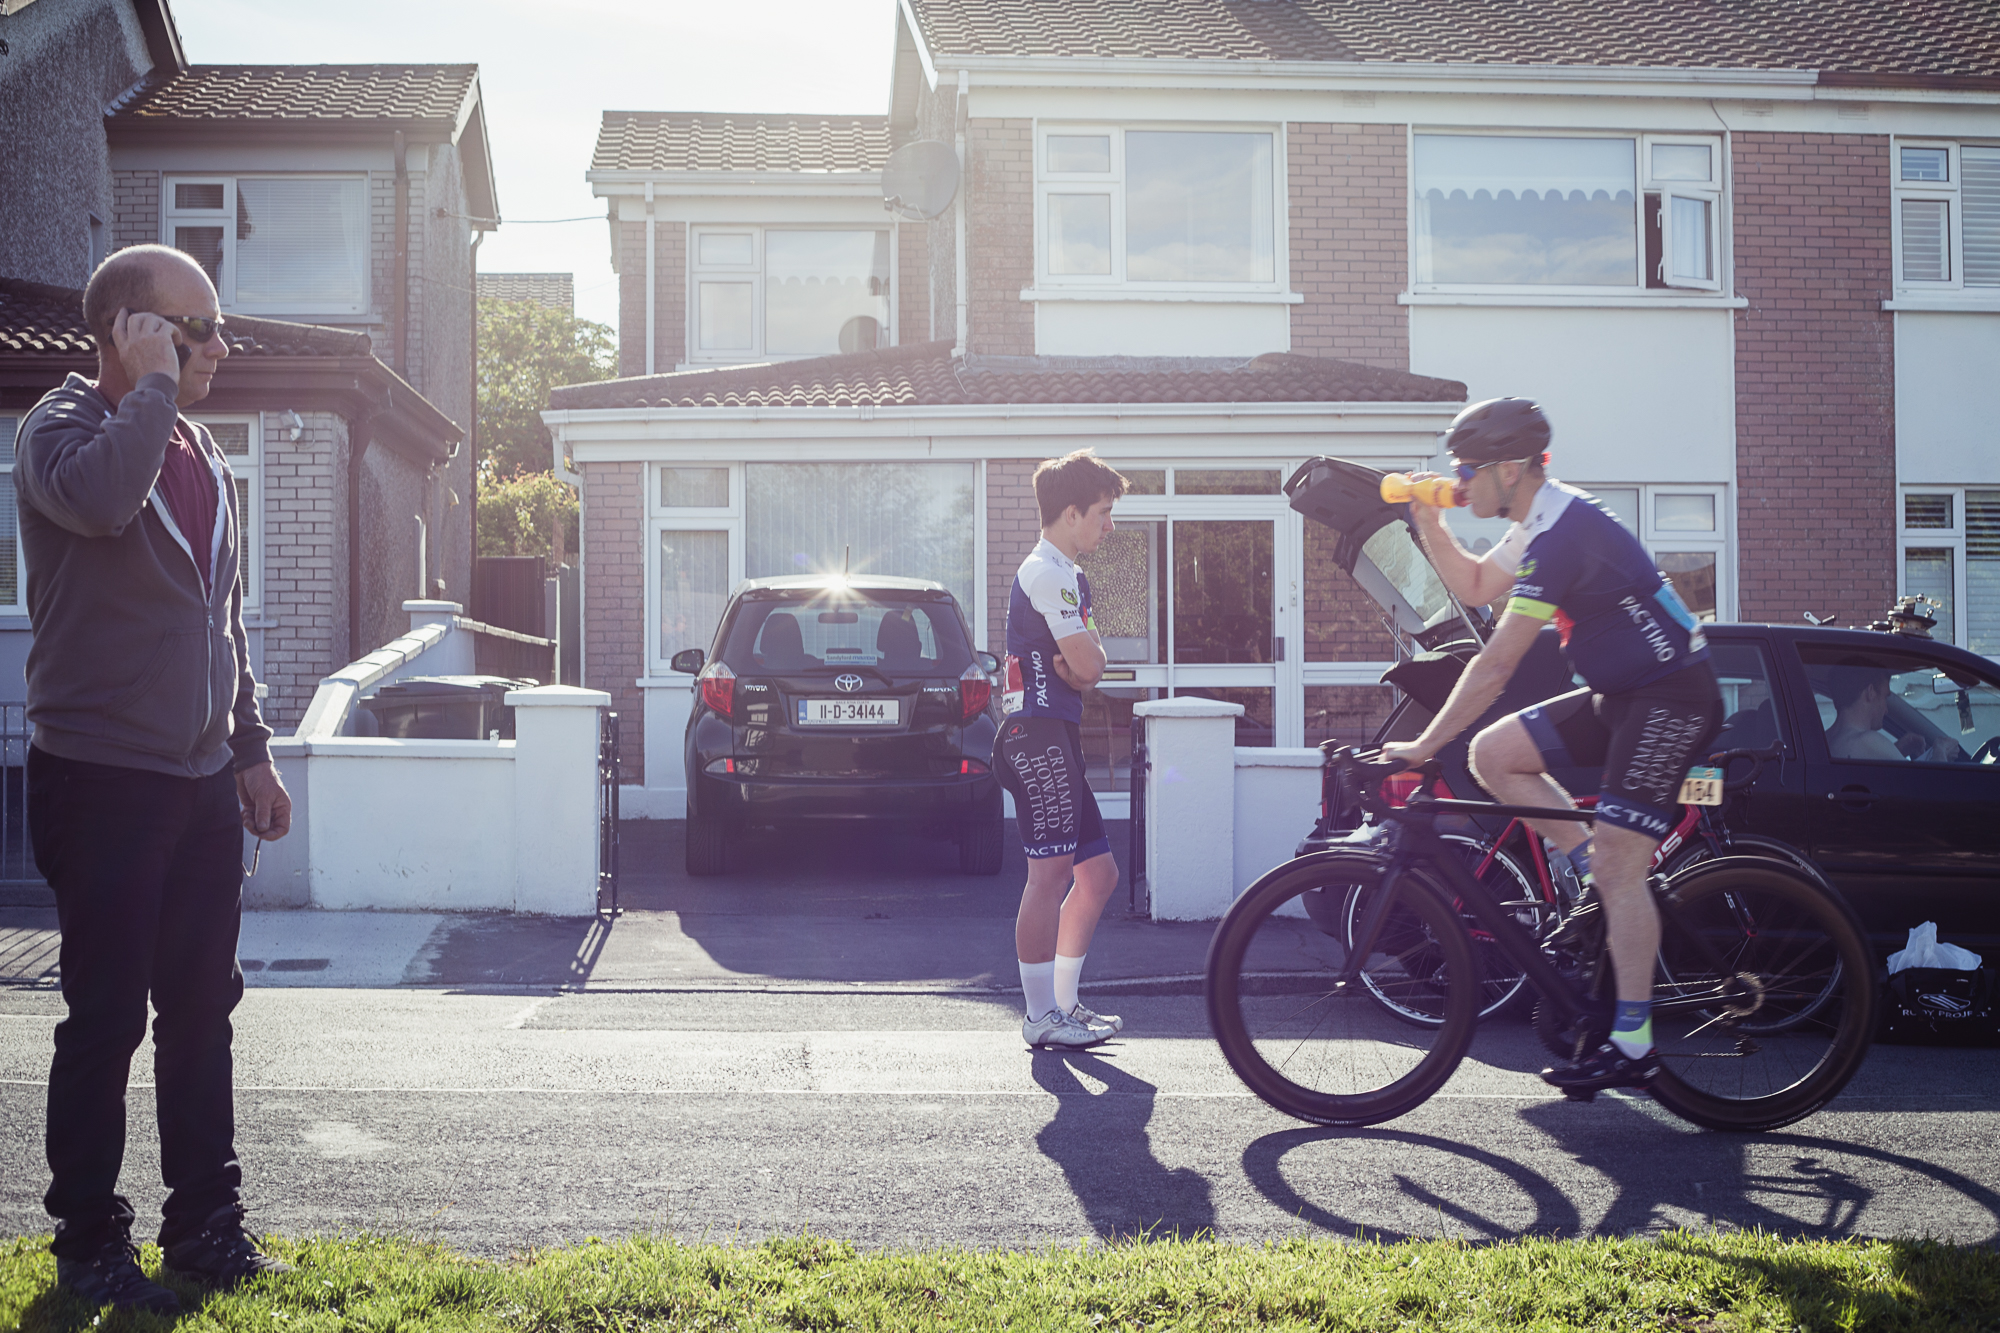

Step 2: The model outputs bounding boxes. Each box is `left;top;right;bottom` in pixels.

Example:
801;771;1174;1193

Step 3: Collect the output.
1240;1096;2000;1244
1031;1048;1214;1241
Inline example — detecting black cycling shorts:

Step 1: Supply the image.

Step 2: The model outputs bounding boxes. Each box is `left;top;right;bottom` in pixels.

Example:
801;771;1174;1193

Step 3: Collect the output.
1515;661;1723;841
993;715;1110;862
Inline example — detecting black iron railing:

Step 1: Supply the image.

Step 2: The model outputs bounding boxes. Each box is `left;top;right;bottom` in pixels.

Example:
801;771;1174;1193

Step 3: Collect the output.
1127;712;1147;912
598;710;621;918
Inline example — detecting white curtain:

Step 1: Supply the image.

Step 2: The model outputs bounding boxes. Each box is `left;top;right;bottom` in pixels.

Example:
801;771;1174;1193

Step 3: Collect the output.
745;463;975;609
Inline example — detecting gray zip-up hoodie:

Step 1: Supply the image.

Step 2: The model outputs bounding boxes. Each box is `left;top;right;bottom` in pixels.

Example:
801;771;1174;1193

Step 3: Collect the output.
15;371;272;778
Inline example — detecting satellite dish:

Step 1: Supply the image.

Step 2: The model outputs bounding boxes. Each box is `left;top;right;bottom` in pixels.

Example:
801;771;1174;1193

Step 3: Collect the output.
882;140;960;220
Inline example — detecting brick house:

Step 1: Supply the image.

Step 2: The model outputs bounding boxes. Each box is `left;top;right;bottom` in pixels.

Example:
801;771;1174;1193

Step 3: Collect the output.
0;0;497;730
545;0;2000;817
0;278;463;732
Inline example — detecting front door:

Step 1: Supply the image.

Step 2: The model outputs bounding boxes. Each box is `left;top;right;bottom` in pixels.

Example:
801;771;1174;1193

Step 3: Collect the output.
1791;639;2000;947
1071;468;1303;790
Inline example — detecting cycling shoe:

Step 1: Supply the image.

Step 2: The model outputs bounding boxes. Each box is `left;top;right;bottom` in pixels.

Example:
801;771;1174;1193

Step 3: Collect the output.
1541;1041;1660;1096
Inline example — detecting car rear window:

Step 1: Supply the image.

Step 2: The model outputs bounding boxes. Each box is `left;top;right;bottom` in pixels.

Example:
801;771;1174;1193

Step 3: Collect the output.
719;594;972;675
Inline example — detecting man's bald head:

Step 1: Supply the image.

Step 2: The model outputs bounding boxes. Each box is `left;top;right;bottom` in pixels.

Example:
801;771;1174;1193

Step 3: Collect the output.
82;246;212;350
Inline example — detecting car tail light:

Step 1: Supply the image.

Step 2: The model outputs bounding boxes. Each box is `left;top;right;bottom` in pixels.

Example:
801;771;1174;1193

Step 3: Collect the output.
1382;771;1426;807
698;661;736;719
960;758;990;776
959;662;992;720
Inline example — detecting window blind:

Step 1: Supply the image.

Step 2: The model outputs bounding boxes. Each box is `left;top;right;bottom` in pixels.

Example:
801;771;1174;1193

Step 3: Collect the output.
233;179;367;309
1963;147;2000;287
1901;199;1949;281
1969;490;2000;657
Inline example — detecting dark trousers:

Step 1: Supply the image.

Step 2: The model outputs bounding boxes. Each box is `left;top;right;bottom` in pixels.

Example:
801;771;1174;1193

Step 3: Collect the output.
31;745;246;1258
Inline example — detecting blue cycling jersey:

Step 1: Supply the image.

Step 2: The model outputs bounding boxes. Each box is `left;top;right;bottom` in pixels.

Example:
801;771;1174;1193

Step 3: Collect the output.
1491;480;1709;694
1003;537;1095;723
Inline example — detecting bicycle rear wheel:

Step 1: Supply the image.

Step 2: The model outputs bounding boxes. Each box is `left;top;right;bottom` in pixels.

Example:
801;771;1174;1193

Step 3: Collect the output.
1647;857;1876;1133
1207;851;1480;1127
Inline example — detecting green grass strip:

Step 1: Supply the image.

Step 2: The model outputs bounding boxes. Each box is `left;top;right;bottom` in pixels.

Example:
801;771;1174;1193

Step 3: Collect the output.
4;1229;1998;1332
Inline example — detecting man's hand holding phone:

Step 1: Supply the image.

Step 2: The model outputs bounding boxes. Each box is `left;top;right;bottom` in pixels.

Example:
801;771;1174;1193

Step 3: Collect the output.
112;308;182;388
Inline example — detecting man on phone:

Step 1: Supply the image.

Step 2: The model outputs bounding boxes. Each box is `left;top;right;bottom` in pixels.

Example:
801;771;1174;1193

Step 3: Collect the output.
15;245;292;1314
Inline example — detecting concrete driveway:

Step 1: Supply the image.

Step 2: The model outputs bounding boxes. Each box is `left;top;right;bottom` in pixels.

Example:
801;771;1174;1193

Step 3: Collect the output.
3;821;1998;1255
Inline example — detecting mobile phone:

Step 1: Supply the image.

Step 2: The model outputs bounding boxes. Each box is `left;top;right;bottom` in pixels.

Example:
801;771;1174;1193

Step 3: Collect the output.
176;342;193;367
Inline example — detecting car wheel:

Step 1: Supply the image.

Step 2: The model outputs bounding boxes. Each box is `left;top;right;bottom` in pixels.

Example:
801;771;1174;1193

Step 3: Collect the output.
959;815;1005;876
685;808;728;876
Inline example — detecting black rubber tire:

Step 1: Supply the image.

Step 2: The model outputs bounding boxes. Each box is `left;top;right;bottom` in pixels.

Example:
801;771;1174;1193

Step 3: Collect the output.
1645;857;1876;1133
1343;833;1552;1027
684;810;728;876
1659;832;1835;895
1206;851;1480;1128
958;816;1005;875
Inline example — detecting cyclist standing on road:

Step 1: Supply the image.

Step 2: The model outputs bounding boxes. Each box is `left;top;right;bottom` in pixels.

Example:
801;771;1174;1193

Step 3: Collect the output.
998;450;1130;1050
1380;398;1723;1093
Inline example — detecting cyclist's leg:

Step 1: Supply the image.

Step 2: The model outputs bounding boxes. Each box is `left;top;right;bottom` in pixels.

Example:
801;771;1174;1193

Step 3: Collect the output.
1468;687;1606;857
1055;774;1117;960
1591;663;1724;1007
999;716;1087;967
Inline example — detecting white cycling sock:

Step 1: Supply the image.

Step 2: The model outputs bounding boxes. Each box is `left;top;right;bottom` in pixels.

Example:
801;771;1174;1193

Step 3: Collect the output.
1019;960;1057;1021
1053;953;1086;1013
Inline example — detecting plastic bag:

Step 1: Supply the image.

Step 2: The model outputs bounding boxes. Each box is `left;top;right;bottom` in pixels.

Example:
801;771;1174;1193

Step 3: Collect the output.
1886;921;1983;974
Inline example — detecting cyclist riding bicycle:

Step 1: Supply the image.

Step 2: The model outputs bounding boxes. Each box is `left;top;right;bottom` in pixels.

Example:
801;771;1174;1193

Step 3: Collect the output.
1379;397;1722;1094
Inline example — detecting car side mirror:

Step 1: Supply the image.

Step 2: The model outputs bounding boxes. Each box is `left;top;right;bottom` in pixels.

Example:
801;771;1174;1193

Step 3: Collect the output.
670;648;705;674
975;650;999;675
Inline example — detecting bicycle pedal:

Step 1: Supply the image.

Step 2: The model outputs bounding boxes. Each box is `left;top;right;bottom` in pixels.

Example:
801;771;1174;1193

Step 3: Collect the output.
1563;1087;1597;1103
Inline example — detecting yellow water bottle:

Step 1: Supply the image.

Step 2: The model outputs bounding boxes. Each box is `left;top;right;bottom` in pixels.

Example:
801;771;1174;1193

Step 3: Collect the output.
1380;473;1461;508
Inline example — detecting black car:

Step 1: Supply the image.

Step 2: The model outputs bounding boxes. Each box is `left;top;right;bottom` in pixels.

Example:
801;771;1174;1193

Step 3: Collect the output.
669;575;1005;876
1287;457;2000;950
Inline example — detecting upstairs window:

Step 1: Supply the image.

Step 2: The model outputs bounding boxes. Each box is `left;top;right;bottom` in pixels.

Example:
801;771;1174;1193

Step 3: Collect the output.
688;227;890;364
164;176;369;316
1413;133;1723;292
1901;487;2000;657
0;416;20;612
1037;126;1279;288
1893;141;2000;290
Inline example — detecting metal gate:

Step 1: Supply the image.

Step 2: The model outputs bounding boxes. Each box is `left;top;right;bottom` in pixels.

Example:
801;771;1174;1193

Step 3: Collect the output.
0;705;38;886
598;710;621;917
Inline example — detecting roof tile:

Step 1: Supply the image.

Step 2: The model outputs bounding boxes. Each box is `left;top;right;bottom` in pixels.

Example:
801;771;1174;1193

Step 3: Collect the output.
546;340;1465;410
907;0;2000;80
0;278;375;360
592;113;893;173
114;65;479;127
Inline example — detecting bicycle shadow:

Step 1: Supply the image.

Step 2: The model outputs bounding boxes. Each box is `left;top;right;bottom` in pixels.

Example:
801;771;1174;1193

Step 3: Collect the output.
1030;1049;1215;1241
1241;1098;2000;1244
1241;1125;1585;1241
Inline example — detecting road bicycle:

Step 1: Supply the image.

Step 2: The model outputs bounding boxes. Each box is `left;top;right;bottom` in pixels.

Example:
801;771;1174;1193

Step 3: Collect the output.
1332;744;1834;1036
1206;747;1877;1132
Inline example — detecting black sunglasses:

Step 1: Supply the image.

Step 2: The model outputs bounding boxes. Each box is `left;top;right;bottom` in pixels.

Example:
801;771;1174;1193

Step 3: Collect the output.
157;313;227;343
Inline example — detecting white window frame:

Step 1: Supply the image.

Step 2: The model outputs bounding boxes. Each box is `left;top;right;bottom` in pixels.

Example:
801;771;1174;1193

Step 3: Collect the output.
646;462;743;675
192;414;261;613
685;225;896;366
1409;130;1729;297
1033;122;1288;295
0;414;23;614
1899;485;1981;652
1889;139;2000;294
1578;482;1733;620
161;174;371;317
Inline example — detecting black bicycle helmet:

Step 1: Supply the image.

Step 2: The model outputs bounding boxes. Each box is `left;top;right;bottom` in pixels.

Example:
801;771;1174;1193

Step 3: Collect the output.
1444;397;1552;464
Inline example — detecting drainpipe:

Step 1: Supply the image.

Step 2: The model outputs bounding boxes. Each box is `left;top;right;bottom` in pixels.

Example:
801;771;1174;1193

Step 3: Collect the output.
393;130;410;376
347;416;375;663
954;69;969;354
643;180;657;375
469;228;483;576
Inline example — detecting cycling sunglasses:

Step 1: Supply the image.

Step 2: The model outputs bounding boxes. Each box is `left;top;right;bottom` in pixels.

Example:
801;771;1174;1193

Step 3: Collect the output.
157;313;227;343
1452;459;1506;483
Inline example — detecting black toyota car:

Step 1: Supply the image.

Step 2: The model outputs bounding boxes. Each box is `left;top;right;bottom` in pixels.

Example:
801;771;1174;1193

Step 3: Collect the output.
1288;456;2000;950
669;575;1005;876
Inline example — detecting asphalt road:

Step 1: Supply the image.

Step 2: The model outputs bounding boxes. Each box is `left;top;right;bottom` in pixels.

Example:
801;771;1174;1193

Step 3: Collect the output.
3;821;1998;1256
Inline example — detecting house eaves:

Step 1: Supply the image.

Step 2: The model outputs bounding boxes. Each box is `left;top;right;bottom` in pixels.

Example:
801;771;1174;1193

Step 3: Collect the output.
587;170;884;200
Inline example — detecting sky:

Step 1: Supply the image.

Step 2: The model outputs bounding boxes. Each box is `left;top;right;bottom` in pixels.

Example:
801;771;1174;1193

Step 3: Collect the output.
171;0;898;335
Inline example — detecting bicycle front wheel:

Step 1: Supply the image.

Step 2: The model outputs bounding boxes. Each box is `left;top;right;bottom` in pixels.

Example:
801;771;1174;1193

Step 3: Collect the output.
1647;857;1876;1133
1207;851;1480;1127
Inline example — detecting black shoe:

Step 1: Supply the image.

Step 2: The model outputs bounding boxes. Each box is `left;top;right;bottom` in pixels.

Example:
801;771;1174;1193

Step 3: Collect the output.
56;1234;182;1315
1544;889;1601;953
162;1204;293;1288
1541;1041;1661;1098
